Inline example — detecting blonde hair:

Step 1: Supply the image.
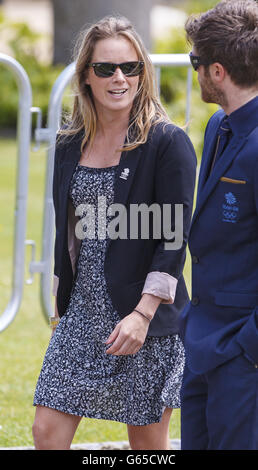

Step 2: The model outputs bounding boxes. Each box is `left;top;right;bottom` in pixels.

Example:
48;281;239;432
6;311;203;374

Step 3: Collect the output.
59;15;170;152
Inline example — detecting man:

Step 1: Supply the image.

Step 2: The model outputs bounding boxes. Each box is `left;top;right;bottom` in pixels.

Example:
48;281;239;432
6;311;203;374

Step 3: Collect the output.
180;0;258;450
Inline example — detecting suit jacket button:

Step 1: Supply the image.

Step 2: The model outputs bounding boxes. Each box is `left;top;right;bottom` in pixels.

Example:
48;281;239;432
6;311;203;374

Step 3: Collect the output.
192;255;199;264
192;296;200;306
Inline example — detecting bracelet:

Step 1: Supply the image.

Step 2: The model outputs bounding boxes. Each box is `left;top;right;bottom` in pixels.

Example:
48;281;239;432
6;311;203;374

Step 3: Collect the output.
49;316;60;329
133;309;151;323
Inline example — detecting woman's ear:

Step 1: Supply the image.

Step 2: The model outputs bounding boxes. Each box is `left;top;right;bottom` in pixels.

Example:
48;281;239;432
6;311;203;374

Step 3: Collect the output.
84;68;91;86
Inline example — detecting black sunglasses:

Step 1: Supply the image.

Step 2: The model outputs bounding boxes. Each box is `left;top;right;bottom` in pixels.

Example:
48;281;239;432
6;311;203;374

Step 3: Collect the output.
87;61;144;78
189;52;211;71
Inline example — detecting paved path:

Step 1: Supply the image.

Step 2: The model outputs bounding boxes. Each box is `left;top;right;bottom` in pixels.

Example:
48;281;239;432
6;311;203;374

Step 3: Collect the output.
0;439;181;450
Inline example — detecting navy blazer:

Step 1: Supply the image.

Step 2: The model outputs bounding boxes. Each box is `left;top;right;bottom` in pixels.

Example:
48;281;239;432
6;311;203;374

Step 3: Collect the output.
53;122;197;336
180;97;258;373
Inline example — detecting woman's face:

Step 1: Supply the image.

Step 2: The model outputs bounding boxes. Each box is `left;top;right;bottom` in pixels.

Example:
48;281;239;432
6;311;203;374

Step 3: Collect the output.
85;36;140;117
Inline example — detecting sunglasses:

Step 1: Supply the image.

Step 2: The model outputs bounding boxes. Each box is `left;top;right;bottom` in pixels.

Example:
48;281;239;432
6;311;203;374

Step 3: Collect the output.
87;61;144;78
189;52;211;71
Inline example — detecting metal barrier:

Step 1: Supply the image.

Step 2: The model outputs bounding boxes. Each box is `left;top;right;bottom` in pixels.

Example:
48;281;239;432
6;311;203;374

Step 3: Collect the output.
0;53;32;332
0;53;192;331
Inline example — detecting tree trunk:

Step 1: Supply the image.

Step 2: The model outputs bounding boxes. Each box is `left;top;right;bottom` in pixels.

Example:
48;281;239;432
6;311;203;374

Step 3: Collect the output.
52;0;153;65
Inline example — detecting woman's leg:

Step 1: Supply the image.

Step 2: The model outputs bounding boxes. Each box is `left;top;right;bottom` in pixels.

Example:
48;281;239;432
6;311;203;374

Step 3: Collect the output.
32;405;82;450
127;407;173;450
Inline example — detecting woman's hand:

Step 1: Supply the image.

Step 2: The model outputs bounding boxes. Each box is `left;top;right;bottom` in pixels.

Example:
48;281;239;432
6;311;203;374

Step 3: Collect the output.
50;298;60;337
105;293;161;356
105;311;150;356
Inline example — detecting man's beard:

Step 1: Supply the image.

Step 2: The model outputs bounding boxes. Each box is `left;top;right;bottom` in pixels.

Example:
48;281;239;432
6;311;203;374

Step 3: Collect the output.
200;67;228;109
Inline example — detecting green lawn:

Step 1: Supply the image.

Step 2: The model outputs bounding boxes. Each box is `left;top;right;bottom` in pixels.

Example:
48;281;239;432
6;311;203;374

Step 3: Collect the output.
0;137;191;448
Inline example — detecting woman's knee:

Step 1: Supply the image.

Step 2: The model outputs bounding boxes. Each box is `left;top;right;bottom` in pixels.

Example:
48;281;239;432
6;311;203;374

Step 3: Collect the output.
32;406;62;449
32;406;81;450
127;408;172;450
32;415;52;449
128;433;170;450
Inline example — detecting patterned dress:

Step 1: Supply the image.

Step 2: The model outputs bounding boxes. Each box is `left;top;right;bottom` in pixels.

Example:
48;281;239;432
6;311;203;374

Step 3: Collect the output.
33;163;185;425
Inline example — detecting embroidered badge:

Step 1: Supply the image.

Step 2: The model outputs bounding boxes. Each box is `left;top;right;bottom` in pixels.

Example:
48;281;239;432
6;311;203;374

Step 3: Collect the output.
119;168;130;180
225;192;237;205
222;192;239;223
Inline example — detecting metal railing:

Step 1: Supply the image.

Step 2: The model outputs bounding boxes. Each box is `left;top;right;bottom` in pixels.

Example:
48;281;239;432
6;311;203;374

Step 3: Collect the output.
0;53;192;331
0;53;32;332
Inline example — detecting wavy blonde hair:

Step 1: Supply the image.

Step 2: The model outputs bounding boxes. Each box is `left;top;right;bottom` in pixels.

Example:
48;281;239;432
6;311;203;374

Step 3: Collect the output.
59;15;170;152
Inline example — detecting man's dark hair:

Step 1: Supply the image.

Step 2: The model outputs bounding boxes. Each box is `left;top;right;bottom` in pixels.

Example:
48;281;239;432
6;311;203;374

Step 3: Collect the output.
185;0;258;88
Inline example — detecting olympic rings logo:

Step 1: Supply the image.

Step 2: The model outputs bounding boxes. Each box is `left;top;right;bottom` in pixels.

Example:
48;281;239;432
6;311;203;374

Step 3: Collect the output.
223;210;237;220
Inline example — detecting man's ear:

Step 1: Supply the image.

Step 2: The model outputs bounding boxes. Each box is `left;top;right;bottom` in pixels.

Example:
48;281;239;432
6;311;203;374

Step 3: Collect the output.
209;62;226;83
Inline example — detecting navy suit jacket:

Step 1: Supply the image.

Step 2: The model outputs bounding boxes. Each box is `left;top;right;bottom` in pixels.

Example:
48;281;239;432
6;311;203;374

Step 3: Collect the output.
180;97;258;373
53;122;197;336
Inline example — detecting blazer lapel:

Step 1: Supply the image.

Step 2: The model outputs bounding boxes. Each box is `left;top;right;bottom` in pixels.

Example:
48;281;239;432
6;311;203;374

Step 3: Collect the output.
197;123;220;194
61;142;81;195
114;146;142;206
192;135;246;225
104;145;142;250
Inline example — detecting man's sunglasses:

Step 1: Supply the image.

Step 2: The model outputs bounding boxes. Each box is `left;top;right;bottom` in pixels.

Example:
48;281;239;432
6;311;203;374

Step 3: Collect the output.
87;61;144;78
189;52;211;71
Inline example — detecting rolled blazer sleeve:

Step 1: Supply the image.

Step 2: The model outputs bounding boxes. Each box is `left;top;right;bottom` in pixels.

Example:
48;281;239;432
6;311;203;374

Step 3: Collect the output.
144;126;196;292
142;271;178;304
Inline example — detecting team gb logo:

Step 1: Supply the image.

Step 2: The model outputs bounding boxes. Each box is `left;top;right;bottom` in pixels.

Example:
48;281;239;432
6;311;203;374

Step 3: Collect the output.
225;192;237;205
222;192;239;223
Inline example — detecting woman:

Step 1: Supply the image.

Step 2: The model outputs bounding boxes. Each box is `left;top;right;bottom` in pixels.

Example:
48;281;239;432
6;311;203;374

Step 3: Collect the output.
32;16;196;450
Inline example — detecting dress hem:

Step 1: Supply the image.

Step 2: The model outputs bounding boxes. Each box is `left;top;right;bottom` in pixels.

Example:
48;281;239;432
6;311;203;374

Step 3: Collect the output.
33;400;180;427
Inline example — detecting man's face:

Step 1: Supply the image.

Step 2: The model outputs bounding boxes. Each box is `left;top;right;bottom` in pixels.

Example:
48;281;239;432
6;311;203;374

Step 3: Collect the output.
193;47;227;107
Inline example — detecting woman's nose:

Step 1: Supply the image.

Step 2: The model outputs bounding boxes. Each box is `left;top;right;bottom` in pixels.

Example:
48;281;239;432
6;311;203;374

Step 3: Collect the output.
112;66;126;81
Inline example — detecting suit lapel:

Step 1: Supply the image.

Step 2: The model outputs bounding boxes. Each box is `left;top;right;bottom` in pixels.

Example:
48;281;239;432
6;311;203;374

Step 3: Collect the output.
197;123;220;194
192;135;246;225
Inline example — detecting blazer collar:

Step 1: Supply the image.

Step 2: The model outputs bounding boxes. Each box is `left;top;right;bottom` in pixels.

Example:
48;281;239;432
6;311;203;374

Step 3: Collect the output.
228;96;258;137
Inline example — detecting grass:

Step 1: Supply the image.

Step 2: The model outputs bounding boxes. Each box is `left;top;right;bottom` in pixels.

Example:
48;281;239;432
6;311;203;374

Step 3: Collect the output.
0;136;191;448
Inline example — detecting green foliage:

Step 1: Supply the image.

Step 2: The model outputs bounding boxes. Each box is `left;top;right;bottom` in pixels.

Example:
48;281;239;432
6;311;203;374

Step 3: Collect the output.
184;0;218;14
154;22;217;161
0;10;64;129
156;26;189;106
